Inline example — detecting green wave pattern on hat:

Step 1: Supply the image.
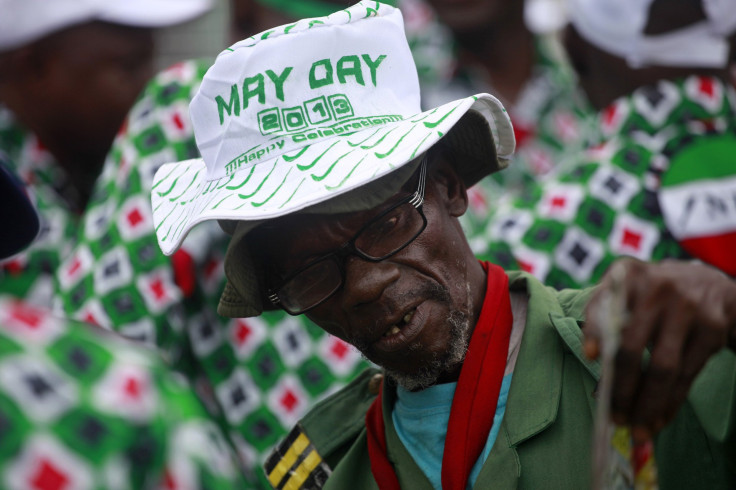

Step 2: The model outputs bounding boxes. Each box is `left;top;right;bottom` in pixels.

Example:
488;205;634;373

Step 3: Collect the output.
152;95;513;254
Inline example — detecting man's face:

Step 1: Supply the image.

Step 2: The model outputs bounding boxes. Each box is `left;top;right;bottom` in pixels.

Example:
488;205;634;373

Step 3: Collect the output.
34;21;154;162
256;156;484;389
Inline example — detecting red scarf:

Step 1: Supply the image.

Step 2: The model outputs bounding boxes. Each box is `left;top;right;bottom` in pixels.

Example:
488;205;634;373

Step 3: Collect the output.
365;262;513;490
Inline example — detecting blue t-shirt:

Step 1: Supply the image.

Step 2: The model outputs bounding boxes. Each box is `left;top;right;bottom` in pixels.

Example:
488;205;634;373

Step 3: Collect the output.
392;373;513;489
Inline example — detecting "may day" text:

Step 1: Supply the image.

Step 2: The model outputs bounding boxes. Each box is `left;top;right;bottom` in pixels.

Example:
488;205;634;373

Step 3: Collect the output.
215;53;387;125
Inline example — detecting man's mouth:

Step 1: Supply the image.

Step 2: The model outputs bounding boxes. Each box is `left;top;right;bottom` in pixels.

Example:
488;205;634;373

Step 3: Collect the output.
383;309;416;337
371;306;426;354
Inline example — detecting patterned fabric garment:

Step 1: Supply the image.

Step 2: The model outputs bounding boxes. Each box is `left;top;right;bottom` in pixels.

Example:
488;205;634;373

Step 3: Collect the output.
0;295;244;489
478;76;736;288
399;0;456;92
0;109;80;307
55;60;369;488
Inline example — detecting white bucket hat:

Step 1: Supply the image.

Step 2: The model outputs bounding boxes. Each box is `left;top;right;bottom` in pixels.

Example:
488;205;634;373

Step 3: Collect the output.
0;0;213;51
568;0;736;69
150;1;516;317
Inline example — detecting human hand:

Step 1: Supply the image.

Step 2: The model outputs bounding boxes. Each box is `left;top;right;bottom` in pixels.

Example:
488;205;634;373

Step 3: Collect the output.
584;258;736;442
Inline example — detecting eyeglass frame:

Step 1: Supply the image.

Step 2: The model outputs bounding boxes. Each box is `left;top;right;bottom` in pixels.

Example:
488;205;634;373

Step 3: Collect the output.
267;156;429;315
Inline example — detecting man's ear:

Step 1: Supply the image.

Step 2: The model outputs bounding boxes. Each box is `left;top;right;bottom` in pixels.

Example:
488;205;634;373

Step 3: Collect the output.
428;155;469;218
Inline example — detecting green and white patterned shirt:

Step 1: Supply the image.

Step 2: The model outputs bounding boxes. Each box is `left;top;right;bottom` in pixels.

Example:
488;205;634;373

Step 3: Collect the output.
0;295;244;489
476;75;736;286
55;60;370;488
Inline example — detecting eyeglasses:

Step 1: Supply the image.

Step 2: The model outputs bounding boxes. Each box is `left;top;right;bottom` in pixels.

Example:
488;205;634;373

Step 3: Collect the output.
268;158;428;315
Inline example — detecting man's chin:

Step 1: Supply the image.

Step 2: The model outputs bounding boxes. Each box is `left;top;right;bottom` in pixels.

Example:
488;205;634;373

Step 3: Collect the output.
377;309;470;392
383;362;455;391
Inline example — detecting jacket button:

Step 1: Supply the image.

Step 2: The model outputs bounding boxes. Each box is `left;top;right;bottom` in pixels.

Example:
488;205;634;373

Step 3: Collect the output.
368;373;384;395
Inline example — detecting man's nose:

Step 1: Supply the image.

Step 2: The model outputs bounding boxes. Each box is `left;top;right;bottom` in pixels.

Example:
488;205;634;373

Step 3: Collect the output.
340;255;400;309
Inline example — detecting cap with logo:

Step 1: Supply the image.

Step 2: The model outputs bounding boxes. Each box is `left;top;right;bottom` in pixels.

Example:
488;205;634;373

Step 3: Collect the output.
0;0;213;51
149;1;516;318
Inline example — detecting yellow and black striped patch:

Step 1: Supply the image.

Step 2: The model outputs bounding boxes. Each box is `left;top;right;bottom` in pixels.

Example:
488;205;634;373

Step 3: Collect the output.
264;424;331;489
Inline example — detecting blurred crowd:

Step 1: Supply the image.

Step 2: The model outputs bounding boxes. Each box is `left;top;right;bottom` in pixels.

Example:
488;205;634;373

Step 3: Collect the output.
0;0;734;488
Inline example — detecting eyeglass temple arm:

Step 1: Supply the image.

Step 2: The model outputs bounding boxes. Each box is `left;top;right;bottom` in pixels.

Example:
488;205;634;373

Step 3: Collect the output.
409;155;428;208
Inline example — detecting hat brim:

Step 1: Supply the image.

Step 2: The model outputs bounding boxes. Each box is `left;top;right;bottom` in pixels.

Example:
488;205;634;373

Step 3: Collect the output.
151;93;515;256
0;0;212;51
98;0;213;28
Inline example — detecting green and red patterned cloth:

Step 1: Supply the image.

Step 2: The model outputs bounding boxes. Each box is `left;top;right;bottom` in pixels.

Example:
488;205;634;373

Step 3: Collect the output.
0;295;244;489
54;60;370;488
0;109;80;307
476;75;736;286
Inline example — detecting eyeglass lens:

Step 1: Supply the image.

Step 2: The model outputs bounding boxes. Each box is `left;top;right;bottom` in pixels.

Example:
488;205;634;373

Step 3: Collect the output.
278;200;426;314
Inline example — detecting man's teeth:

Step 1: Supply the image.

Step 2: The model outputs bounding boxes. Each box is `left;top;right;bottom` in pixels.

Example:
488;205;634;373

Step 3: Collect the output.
383;310;415;337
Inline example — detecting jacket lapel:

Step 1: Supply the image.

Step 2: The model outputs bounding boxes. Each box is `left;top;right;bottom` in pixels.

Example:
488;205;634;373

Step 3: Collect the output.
502;273;568;446
476;272;585;489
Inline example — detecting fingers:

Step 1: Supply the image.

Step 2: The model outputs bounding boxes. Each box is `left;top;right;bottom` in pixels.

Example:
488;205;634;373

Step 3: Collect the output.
586;258;736;440
625;295;693;439
609;278;664;423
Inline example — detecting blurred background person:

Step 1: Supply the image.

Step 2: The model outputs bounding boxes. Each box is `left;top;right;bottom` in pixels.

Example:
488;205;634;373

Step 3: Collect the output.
0;0;212;306
482;0;736;288
409;0;597;255
418;0;593;188
54;1;399;487
0;152;245;489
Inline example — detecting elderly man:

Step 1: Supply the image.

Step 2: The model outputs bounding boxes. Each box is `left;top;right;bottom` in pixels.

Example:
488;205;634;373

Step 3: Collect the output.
149;2;736;489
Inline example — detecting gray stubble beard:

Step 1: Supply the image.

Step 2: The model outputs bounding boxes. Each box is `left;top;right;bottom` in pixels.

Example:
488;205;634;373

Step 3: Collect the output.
378;308;470;391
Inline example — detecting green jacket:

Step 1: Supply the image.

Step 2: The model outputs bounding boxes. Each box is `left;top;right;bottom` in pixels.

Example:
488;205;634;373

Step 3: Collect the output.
265;272;736;489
